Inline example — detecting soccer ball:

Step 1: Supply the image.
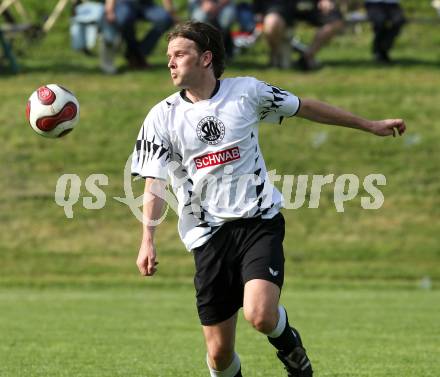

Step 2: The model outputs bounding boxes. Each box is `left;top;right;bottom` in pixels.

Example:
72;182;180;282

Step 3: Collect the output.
26;84;80;138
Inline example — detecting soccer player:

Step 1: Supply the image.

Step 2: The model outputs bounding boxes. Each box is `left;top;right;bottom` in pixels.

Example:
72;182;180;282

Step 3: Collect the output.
131;21;406;377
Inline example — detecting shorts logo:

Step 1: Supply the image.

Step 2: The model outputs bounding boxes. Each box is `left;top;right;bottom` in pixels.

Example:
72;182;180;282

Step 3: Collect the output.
194;146;240;169
196;116;225;145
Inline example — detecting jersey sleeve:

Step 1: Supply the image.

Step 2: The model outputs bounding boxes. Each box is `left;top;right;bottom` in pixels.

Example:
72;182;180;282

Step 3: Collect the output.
256;80;301;124
131;105;171;180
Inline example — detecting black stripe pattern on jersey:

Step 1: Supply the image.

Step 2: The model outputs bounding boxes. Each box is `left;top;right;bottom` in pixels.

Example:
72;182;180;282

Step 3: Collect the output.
252;138;275;217
174;161;218;236
135;128;171;173
259;83;289;121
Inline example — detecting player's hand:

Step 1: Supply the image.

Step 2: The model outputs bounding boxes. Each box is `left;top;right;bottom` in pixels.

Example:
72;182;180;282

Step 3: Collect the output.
369;119;406;137
137;239;158;276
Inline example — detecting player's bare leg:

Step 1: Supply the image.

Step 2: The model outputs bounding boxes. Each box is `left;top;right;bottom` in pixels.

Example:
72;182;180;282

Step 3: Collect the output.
307;20;344;58
243;279;313;376
203;313;242;376
264;13;290;69
243;279;279;332
300;20;344;70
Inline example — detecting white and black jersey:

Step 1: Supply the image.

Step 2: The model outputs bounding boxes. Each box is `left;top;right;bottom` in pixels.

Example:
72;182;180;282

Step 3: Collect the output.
131;77;300;250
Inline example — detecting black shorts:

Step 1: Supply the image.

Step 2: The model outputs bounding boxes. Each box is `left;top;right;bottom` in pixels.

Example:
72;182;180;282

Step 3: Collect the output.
263;0;342;27
192;213;285;326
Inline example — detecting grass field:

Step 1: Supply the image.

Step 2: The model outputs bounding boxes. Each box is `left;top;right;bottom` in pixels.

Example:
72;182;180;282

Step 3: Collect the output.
1;1;439;376
1;285;439;377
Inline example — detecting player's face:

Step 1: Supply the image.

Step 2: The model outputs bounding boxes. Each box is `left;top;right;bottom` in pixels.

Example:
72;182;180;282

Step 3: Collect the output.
167;37;207;88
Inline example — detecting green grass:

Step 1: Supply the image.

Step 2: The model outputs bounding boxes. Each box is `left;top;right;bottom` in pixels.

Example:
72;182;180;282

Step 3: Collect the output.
0;285;438;377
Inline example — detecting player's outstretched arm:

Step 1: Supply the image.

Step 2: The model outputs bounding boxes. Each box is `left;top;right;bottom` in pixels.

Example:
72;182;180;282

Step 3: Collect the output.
136;178;166;277
297;98;406;137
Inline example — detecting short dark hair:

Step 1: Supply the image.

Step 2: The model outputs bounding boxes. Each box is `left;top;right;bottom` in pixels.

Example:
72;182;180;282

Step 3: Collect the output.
167;21;225;79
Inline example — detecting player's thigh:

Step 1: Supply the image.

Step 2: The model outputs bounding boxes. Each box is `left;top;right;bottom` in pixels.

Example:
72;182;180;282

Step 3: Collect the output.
243;278;280;321
202;312;238;355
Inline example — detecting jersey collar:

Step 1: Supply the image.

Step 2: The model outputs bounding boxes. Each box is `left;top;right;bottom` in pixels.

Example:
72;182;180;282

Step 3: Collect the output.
180;80;221;104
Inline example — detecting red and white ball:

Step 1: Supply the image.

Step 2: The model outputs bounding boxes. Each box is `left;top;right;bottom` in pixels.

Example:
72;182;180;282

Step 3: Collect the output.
26;84;80;138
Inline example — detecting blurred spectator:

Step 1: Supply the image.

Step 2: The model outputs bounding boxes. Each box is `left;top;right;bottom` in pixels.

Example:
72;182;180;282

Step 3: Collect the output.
292;0;345;70
105;0;176;69
188;0;236;58
364;0;405;64
255;0;344;70
71;1;120;74
236;1;256;33
253;0;290;69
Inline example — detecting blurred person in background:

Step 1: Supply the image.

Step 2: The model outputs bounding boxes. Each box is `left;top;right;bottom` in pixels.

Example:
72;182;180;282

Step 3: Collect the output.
235;1;257;33
364;0;405;63
188;0;236;58
255;0;344;70
105;0;177;69
253;0;295;69
70;1;120;74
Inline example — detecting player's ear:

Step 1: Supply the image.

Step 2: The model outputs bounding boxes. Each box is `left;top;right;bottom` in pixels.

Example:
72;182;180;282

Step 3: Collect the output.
203;50;213;68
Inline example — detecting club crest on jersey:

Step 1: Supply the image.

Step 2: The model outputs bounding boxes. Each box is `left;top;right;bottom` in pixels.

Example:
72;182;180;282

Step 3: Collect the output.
196;116;225;145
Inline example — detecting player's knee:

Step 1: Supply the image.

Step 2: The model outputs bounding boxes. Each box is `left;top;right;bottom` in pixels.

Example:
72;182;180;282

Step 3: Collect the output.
207;345;235;369
244;306;277;334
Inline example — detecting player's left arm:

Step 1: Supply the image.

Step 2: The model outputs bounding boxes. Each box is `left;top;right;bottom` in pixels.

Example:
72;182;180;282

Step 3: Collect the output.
296;98;406;137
